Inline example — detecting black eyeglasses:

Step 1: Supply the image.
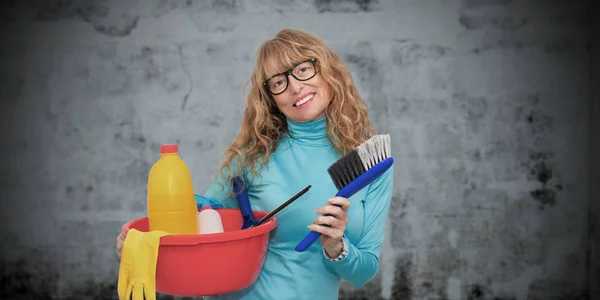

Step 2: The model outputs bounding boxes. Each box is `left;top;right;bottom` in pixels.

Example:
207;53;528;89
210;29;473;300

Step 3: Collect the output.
263;58;318;95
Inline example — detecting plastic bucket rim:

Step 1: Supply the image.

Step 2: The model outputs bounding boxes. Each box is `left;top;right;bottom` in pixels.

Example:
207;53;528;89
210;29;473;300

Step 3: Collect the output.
121;209;277;246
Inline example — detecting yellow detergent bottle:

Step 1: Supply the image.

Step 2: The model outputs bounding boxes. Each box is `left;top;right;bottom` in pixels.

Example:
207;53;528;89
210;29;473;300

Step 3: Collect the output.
147;144;199;235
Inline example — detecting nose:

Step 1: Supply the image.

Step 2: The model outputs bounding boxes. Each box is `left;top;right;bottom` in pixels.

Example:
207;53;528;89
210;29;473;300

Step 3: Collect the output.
287;76;303;94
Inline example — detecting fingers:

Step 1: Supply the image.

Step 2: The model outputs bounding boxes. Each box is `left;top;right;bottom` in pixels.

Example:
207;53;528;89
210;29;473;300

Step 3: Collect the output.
328;196;351;211
315;197;350;219
117;232;125;244
308;223;344;240
308;197;350;240
312;215;344;229
116;231;125;257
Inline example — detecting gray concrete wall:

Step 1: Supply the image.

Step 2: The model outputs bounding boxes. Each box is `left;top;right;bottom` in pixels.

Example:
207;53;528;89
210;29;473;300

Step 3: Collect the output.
590;0;599;298
0;0;594;299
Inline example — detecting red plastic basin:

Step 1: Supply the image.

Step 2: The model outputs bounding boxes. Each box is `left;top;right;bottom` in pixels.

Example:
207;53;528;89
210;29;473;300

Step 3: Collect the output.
122;209;276;297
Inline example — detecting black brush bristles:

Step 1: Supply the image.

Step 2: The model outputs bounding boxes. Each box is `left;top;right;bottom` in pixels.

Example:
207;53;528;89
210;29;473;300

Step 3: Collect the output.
327;134;391;190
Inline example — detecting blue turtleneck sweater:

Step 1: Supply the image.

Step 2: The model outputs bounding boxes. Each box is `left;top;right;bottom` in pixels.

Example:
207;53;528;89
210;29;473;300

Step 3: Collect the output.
196;117;394;300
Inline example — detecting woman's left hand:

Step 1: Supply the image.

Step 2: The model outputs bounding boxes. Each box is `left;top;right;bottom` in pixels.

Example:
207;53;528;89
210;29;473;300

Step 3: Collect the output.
308;196;350;258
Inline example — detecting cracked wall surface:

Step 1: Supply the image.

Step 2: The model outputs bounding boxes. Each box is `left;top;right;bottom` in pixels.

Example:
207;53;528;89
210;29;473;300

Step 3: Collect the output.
590;0;599;298
0;0;595;299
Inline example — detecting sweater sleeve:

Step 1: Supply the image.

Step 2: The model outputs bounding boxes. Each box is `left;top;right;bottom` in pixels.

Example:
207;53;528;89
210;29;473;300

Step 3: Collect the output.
195;160;245;210
194;180;239;210
322;167;394;288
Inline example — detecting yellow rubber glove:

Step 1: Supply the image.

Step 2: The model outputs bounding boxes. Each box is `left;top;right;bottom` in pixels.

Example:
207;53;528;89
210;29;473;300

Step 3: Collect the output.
118;229;170;300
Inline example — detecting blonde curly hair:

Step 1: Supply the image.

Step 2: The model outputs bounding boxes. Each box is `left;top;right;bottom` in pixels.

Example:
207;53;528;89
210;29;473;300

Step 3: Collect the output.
216;29;376;193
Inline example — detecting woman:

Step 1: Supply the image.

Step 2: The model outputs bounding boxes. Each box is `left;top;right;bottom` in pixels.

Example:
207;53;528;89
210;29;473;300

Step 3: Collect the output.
117;28;393;300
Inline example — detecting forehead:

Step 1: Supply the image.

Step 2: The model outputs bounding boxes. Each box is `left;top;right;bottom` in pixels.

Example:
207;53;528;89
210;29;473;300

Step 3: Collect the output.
263;57;291;79
262;53;308;79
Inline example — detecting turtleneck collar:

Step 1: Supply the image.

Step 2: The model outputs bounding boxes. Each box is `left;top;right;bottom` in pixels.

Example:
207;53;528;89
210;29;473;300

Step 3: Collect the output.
285;117;331;146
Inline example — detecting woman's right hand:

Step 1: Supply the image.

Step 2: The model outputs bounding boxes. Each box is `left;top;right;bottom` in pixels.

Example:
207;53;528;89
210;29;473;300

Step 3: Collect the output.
116;231;126;258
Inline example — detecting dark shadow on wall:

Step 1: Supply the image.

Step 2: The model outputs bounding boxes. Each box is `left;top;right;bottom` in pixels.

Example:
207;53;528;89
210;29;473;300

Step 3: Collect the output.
0;0;598;299
589;0;600;299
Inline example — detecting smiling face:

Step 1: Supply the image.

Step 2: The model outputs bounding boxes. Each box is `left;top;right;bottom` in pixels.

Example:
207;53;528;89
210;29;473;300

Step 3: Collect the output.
263;58;332;123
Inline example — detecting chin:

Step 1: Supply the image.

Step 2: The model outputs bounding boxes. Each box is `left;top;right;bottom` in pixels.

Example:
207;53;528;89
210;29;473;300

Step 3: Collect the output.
284;103;326;123
295;112;323;123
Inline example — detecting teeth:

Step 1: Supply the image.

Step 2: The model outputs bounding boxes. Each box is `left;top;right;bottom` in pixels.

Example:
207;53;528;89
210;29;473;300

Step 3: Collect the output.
295;94;314;107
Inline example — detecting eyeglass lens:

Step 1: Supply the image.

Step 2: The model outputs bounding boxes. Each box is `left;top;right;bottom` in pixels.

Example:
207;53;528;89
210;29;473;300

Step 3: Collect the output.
266;61;316;94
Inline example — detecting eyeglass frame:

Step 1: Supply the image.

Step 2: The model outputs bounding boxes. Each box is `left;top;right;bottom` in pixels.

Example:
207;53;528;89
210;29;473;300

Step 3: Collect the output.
262;58;318;96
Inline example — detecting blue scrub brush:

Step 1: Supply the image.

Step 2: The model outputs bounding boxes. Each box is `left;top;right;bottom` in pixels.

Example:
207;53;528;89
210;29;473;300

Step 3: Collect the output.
294;134;393;252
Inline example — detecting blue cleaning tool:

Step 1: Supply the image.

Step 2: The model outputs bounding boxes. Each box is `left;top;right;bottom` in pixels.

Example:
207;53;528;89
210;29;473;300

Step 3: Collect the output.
233;176;312;230
233;176;257;229
295;134;394;252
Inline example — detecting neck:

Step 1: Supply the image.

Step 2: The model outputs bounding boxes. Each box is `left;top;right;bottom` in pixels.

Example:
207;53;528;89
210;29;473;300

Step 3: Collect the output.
285;117;330;146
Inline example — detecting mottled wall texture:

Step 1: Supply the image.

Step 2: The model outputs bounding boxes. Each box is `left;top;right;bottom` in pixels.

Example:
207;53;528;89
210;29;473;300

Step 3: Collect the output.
0;0;596;299
590;0;599;298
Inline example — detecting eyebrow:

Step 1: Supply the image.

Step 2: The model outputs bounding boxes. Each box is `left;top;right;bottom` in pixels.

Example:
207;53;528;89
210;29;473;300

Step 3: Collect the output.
265;63;289;79
265;58;313;82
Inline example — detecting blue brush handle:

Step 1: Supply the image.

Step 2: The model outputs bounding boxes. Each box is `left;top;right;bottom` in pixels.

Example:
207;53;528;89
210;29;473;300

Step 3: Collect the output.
233;176;256;229
294;157;394;252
